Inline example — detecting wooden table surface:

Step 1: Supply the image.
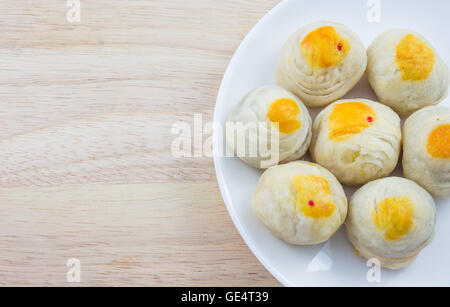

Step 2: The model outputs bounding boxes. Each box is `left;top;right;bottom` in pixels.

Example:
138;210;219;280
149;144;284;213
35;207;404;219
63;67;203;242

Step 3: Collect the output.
0;0;280;286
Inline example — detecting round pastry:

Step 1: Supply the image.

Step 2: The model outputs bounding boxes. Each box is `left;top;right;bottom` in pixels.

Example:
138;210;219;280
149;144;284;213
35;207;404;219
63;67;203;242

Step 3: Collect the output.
346;177;436;270
403;106;450;197
252;161;347;245
226;86;312;169
310;99;401;185
367;29;449;117
276;21;367;107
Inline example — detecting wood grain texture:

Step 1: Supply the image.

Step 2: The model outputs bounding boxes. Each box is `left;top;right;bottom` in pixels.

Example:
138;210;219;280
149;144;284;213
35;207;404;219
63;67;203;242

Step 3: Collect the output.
0;0;280;286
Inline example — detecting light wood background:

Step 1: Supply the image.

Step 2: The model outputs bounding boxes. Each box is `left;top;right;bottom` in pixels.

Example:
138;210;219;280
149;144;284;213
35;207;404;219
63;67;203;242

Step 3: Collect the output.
0;0;280;286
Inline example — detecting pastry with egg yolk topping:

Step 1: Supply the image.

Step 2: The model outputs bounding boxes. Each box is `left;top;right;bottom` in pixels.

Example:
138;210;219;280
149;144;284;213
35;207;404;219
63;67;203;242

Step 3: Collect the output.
367;29;449;117
252;161;347;245
403;106;450;197
310;99;401;185
346;177;435;270
226;86;312;169
276;22;367;107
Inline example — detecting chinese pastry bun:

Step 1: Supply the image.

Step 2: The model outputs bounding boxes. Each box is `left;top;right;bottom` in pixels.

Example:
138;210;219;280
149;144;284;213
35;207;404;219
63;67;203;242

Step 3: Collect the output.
403;106;450;197
346;177;436;270
226;86;312;169
310;99;401;185
252;161;347;245
276;21;367;107
367;29;449;117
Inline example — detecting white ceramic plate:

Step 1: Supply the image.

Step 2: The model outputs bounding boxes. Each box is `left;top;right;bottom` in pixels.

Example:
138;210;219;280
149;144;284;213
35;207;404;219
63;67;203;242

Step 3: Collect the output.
213;0;450;286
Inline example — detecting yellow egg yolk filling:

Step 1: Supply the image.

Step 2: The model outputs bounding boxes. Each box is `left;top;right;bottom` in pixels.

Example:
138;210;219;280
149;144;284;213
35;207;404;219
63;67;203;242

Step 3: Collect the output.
396;34;435;81
427;124;450;159
372;196;414;241
292;175;335;218
328;102;377;142
300;26;351;70
267;98;302;134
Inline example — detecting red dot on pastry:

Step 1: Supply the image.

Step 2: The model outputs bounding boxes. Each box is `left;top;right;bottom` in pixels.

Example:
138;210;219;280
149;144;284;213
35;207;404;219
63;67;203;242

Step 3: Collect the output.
337;43;343;51
367;116;373;123
308;200;315;207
